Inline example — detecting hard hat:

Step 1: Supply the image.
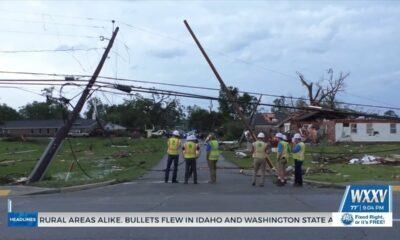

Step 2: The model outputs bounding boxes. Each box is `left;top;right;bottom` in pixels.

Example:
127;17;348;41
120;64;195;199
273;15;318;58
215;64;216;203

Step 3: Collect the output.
187;135;196;141
257;132;265;138
293;133;302;139
282;135;287;141
275;133;283;139
172;130;180;136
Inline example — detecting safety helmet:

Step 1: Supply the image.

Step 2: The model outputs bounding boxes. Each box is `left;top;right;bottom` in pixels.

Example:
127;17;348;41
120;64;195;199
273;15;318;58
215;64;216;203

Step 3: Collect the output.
275;133;283;139
282;135;287;141
187;135;196;141
293;133;302;140
172;130;180;136
257;132;265;138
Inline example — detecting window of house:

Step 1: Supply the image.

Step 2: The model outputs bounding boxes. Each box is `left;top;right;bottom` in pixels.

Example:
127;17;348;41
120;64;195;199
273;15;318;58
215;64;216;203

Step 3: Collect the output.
47;129;50;134
366;123;373;135
343;122;349;127
31;129;34;134
38;129;42;134
351;123;357;133
390;123;397;134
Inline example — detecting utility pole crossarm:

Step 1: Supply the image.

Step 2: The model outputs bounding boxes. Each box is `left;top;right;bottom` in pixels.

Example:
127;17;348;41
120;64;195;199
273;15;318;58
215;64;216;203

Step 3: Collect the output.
27;27;119;183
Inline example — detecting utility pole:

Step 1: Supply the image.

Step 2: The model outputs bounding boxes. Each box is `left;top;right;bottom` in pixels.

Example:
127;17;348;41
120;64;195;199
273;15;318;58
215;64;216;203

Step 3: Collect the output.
183;20;274;168
27;27;119;183
238;94;263;146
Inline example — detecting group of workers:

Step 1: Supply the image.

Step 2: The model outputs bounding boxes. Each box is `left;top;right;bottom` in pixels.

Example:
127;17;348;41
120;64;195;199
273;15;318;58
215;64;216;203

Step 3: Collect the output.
165;130;219;184
252;132;305;187
164;130;305;187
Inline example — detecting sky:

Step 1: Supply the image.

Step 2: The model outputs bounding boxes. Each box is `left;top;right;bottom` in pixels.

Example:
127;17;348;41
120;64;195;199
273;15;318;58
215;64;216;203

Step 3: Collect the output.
0;0;399;115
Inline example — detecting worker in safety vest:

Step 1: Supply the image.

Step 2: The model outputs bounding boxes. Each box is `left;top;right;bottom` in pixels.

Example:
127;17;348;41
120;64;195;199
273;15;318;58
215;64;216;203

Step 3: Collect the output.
165;130;181;183
251;132;268;187
292;133;305;187
182;135;200;184
206;134;220;184
275;133;290;186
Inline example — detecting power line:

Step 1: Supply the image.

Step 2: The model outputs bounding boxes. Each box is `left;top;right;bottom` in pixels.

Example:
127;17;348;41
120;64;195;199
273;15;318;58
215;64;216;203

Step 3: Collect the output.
117;20;298;79
0;29;99;39
0;17;107;29
0;48;102;54
0;8;112;23
0;79;397;120
1;72;399;111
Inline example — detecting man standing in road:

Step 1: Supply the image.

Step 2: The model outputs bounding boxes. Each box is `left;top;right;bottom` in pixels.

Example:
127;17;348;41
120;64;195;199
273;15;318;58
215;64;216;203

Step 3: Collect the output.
183;135;200;184
165;130;181;183
251;133;268;187
206;134;220;184
276;133;290;186
292;133;305;187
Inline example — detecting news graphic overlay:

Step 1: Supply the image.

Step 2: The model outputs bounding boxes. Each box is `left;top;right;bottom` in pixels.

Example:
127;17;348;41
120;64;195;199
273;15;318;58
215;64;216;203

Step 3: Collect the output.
7;199;38;227
6;185;394;228
332;185;393;227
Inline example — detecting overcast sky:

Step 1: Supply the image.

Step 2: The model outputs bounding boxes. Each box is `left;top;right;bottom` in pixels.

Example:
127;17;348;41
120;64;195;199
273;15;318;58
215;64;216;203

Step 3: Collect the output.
0;0;399;115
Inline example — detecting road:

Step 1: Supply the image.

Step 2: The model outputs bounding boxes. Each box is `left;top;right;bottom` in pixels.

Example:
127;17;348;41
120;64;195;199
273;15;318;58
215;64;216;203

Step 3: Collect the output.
0;144;399;240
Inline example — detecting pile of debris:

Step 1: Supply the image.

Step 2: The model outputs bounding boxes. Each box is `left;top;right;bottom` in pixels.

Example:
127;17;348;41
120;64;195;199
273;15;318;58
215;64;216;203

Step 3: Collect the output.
349;155;382;165
348;154;400;165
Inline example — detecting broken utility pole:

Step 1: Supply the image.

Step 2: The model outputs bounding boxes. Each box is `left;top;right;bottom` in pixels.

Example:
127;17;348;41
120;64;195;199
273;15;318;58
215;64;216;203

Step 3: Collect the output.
27;27;120;183
183;20;274;168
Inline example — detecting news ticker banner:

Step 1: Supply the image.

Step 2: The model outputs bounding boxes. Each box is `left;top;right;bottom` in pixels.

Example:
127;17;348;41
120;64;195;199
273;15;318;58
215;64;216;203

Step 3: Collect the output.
7;185;394;228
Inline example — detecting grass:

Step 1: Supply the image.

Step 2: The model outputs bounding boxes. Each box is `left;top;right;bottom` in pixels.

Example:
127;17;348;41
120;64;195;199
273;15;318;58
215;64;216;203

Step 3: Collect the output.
0;137;166;187
222;143;400;183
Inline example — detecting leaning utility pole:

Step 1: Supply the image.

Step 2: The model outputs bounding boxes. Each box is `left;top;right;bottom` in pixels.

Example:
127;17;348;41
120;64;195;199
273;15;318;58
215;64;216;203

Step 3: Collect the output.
183;20;273;168
27;27;119;183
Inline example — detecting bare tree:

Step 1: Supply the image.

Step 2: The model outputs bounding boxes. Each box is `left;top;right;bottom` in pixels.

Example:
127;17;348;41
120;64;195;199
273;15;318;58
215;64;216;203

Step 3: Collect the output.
296;69;349;109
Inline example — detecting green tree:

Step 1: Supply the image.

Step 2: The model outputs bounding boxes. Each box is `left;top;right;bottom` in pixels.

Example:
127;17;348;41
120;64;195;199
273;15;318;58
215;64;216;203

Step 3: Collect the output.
19;101;68;120
384;110;398;118
85;97;107;120
218;86;257;119
187;106;224;132
0;104;22;123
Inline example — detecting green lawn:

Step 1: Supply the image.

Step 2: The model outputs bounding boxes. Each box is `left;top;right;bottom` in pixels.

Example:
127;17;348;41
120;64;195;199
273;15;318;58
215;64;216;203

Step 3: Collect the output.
0;137;166;187
222;143;400;183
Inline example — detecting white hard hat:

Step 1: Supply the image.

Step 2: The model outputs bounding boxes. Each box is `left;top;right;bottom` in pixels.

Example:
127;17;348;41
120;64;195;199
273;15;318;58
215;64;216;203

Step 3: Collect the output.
257;132;265;138
275;133;283;139
282;135;287;141
172;130;180;136
293;133;302;139
187;135;196;141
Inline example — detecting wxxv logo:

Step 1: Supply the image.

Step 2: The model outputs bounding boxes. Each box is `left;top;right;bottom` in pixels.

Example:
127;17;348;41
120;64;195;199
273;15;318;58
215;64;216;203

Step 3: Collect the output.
340;185;392;212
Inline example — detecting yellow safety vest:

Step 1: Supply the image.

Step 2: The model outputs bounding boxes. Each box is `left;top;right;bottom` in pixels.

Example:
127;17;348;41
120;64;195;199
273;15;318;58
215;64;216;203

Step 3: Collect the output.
253;140;267;159
167;137;180;155
277;140;290;159
208;140;220;161
292;142;305;161
183;141;197;159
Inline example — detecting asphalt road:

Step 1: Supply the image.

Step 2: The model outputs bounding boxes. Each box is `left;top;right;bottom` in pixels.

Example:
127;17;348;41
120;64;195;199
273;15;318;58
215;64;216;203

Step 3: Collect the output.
0;144;399;240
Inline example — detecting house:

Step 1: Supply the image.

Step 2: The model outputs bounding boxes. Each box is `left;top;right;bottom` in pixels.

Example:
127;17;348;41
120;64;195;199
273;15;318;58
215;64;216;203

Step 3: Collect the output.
104;123;127;132
0;119;100;137
334;118;400;143
278;109;400;143
251;112;287;135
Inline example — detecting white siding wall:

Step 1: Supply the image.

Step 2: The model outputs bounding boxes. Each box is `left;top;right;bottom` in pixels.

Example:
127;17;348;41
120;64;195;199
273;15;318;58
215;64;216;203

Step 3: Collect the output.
335;123;400;142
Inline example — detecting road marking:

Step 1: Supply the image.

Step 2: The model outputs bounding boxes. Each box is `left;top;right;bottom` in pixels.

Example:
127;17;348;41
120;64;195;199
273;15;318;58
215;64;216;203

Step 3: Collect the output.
393;186;400;192
0;190;11;197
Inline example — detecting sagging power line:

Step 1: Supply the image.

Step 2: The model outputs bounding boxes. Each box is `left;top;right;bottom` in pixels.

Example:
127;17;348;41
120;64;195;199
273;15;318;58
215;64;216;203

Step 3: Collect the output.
1;72;400;111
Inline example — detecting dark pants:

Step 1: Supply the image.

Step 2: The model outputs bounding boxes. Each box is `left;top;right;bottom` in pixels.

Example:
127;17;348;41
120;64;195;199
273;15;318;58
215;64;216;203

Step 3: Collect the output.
165;154;179;182
294;160;303;185
185;158;197;183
